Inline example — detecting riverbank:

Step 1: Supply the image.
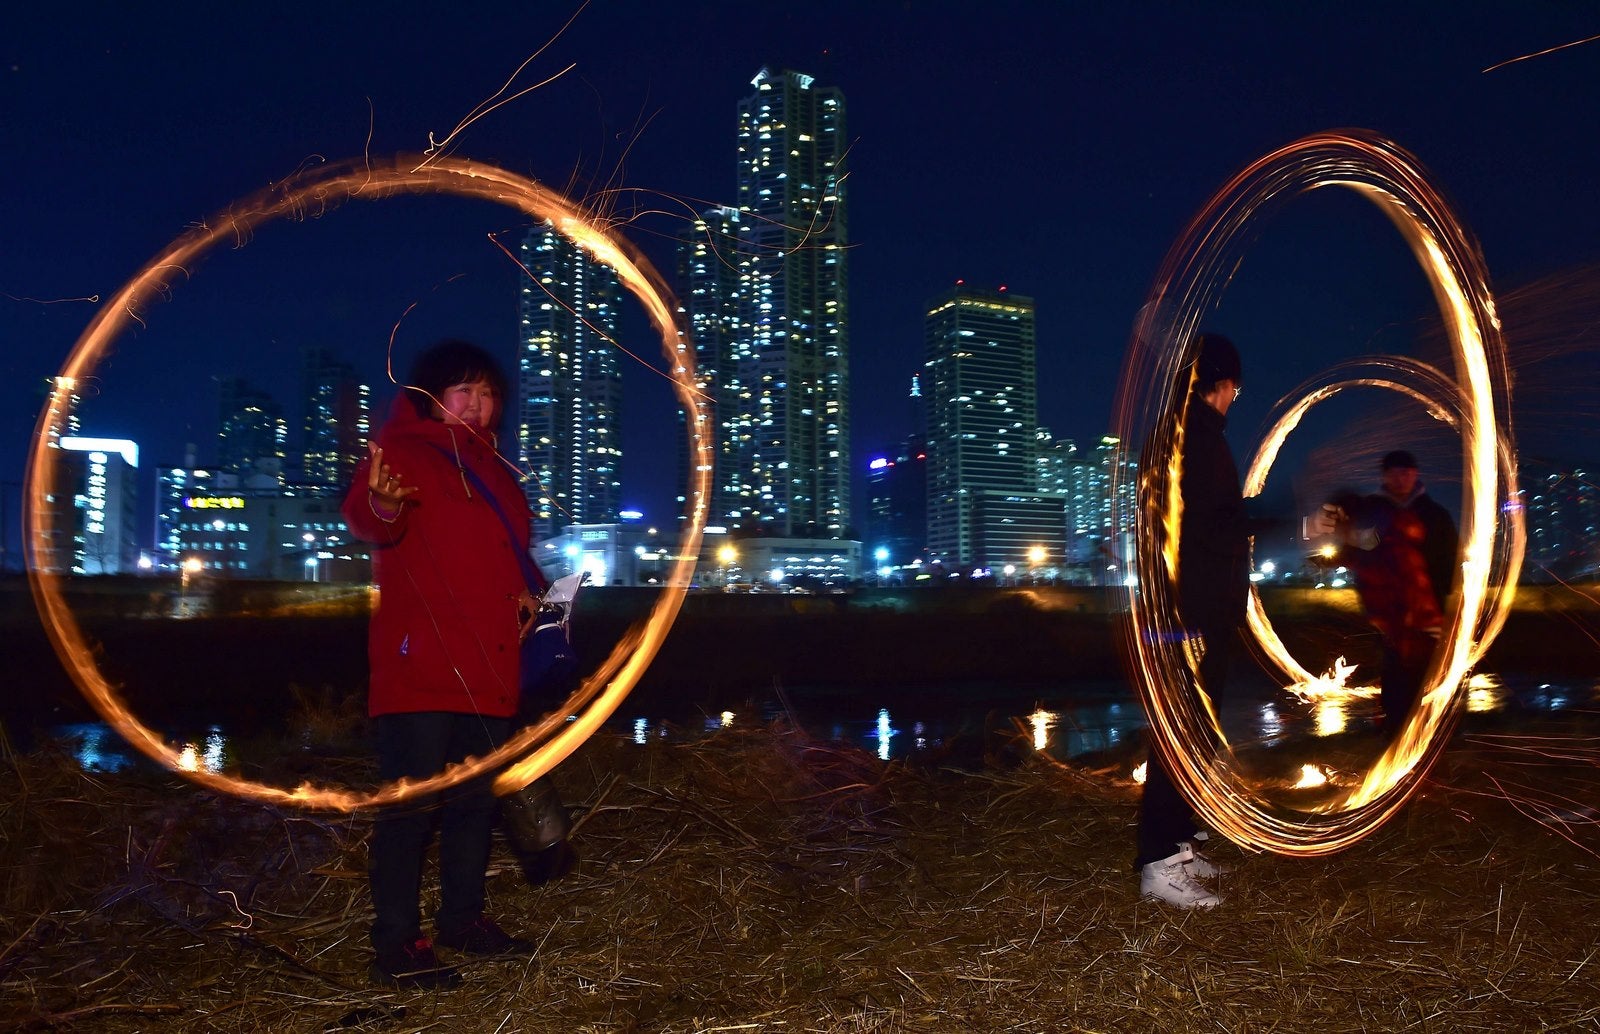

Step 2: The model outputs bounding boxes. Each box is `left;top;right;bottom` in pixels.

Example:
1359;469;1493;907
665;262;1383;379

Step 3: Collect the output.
3;718;1598;1032
6;577;1599;731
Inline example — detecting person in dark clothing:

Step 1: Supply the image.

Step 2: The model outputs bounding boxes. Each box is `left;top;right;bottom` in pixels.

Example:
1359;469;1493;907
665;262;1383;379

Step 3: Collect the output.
1136;333;1251;910
343;340;542;988
1318;451;1458;730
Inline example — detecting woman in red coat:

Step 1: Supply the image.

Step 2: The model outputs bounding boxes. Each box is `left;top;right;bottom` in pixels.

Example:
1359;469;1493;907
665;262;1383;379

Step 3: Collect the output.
343;340;544;988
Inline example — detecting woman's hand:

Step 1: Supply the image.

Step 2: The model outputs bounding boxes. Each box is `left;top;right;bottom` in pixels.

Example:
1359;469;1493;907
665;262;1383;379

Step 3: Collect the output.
367;443;420;514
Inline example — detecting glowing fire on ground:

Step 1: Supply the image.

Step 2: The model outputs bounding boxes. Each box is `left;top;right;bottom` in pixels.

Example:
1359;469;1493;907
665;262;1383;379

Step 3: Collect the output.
1293;764;1330;789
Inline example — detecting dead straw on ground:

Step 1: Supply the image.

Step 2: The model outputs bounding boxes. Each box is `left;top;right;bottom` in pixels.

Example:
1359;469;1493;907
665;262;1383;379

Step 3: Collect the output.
2;712;1599;1033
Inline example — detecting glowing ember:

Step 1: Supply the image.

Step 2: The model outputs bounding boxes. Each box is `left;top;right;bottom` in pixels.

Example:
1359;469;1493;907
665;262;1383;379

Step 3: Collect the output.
1296;656;1360;702
1466;672;1505;713
1029;708;1055;752
1132;761;1148;785
1293;764;1329;789
26;156;709;811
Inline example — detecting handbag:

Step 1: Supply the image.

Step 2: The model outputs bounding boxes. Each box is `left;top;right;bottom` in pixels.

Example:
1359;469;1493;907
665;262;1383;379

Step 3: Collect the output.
499;771;579;884
499;773;572;851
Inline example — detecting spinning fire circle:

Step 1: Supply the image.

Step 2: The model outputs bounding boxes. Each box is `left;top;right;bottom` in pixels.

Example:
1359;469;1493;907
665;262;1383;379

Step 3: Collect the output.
25;156;709;810
1112;131;1521;855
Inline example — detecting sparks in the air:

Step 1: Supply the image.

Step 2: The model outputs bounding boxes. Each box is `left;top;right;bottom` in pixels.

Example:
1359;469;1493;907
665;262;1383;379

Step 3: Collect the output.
26;156;709;812
1111;130;1521;857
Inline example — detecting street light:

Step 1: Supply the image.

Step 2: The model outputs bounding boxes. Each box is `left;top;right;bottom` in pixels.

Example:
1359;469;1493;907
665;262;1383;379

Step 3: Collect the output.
717;544;737;588
1027;545;1046;584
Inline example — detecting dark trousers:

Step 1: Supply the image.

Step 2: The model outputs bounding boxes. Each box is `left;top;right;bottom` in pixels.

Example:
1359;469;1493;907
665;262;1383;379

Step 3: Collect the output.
369;712;511;953
1136;624;1234;868
1380;641;1425;735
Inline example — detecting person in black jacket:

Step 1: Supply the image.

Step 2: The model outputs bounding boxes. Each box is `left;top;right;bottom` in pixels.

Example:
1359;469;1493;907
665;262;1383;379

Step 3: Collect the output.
1136;333;1250;910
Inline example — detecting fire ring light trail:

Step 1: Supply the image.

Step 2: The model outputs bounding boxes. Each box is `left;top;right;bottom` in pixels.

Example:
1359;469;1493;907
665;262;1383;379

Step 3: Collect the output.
1242;357;1524;701
1110;131;1519;856
25;155;711;811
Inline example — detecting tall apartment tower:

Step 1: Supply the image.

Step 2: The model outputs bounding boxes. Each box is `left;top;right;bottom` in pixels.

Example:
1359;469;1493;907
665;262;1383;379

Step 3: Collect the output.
677;206;744;526
679;67;849;536
517;222;623;542
924;285;1064;569
299;347;370;488
216;377;287;484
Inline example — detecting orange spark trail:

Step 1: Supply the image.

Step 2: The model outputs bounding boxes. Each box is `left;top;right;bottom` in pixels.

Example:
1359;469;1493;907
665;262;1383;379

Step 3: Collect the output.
25;155;711;812
1111;130;1520;857
1483;32;1600;73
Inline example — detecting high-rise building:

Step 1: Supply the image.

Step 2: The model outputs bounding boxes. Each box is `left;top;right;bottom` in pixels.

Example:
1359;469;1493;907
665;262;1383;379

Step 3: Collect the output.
679;67;850;537
864;434;928;567
40;375;82;445
1522;459;1600;581
299;347;370;488
217;377;287;485
923;285;1064;569
677;206;746;527
517;222;623;542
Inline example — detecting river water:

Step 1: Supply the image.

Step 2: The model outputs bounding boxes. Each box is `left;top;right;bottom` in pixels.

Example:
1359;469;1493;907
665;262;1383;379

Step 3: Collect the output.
41;670;1598;776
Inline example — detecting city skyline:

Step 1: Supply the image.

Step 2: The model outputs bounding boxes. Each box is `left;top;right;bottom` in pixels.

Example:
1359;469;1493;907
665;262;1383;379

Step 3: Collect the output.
5;5;1599;566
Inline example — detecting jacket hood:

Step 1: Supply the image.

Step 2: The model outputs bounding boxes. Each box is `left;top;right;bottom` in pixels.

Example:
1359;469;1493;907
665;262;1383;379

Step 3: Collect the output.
377;391;501;453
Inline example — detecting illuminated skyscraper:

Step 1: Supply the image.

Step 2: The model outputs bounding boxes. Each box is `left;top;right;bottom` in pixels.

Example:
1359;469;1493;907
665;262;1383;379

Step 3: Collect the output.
924;285;1064;569
677;206;743;527
679;67;850;537
40;375;81;446
517;222;622;542
217;377;287;485
299;347;370;488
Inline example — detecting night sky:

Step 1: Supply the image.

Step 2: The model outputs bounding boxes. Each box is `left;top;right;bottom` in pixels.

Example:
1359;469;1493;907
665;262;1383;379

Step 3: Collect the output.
4;3;1598;561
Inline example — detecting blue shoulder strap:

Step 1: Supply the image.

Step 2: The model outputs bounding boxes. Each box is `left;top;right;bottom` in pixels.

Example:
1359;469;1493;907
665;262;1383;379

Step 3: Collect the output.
427;444;547;596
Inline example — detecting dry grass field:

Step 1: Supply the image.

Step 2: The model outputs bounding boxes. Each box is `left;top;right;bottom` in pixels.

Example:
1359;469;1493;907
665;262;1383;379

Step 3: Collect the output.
4;710;1599;1033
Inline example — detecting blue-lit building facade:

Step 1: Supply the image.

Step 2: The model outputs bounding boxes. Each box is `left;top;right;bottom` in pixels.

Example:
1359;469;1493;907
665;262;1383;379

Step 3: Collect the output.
535;519;675;588
38;436;141;575
163;489;364;581
518;222;624;543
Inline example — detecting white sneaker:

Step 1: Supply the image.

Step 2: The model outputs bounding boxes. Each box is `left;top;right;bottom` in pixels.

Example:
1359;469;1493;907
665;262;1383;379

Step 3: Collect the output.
1140;844;1222;909
1182;843;1231;879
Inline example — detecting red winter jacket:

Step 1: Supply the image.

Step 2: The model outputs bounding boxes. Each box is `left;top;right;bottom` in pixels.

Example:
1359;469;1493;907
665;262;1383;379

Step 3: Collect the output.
342;396;543;718
1341;502;1444;668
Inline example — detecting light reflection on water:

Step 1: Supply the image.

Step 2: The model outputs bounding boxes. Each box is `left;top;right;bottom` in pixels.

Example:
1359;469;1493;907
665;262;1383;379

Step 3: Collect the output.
42;672;1597;774
62;722;230;774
